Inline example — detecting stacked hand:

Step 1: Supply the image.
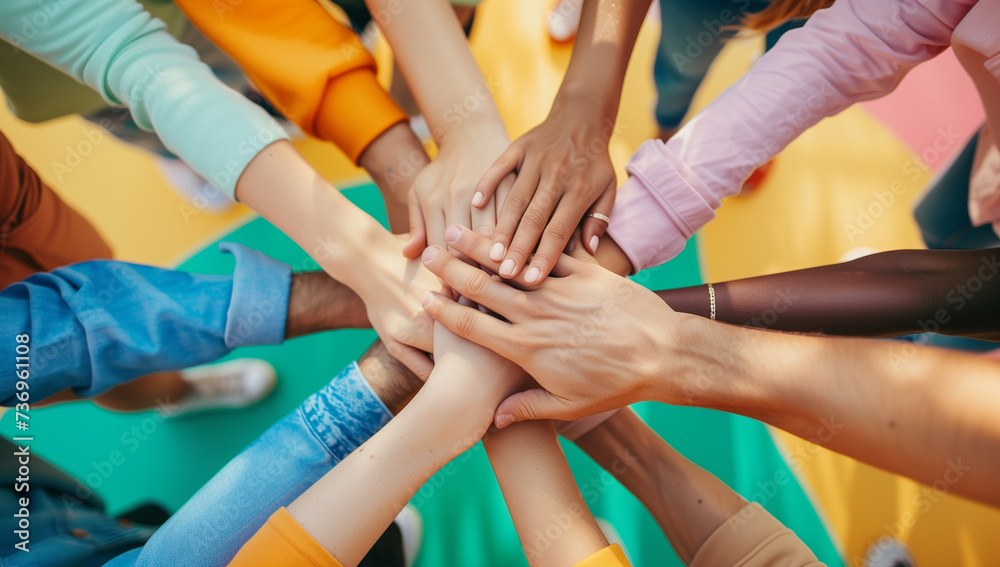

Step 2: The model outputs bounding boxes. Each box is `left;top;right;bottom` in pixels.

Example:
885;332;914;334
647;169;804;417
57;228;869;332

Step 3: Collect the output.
472;99;617;285
419;225;687;426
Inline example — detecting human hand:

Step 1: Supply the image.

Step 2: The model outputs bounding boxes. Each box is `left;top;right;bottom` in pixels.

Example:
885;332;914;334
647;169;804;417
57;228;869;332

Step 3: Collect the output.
358;122;431;234
419;225;691;427
401;127;513;259
473;101;617;284
354;232;444;380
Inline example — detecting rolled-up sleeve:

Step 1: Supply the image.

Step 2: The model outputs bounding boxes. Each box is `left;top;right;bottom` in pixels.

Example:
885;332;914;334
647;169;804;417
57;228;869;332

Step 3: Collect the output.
0;243;290;405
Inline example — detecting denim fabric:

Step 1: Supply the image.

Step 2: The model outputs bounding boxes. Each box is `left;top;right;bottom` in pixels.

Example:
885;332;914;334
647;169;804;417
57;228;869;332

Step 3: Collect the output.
0;242;290;405
914;128;1000;250
653;0;804;129
116;362;393;567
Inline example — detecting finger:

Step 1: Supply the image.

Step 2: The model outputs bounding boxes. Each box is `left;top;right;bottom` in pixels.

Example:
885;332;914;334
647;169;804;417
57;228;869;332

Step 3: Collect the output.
402;191;427;259
519;200;581;285
421;247;521;312
490;168;541;270
474;145;525;208
501;185;561;281
425;209;448;251
420;289;514;355
442;225;539;288
447;197;473;253
581;185;615;255
470;185;496;238
388;341;434;382
494;388;576;428
494;172;516;212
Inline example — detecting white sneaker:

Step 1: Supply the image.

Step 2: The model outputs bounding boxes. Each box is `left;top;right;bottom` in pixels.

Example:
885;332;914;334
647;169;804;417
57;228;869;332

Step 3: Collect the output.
159;359;276;418
546;0;583;43
862;537;915;567
395;505;423;566
155;156;234;214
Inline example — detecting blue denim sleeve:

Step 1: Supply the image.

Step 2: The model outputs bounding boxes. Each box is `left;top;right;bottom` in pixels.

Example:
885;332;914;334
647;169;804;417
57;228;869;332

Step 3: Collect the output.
125;362;393;567
0;243;290;405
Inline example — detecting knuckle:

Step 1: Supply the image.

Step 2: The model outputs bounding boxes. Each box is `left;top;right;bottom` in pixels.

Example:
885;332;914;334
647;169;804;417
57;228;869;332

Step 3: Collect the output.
455;309;478;337
503;192;531;213
520;209;548;233
464;270;490;297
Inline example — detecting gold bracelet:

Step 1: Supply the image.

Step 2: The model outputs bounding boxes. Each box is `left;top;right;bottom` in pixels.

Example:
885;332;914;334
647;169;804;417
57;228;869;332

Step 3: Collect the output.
707;283;716;321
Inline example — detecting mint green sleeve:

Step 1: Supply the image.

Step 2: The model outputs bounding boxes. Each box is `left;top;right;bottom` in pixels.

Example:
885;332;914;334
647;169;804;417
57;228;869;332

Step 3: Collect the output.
0;0;289;198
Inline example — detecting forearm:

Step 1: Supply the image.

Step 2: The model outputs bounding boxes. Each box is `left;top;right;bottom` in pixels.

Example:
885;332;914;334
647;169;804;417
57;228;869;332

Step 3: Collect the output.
366;0;507;145
284;272;370;338
358;122;431;233
235;141;394;293
670;317;1000;507
484;420;609;567
575;409;746;563
285;353;507;565
555;0;650;123
655;248;1000;338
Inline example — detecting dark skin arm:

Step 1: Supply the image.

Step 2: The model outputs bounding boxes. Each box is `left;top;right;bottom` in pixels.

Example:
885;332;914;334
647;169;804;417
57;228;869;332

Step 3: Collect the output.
655;248;1000;340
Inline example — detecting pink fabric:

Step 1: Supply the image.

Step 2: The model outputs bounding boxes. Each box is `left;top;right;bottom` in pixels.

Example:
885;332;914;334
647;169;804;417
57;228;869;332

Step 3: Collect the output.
612;0;996;271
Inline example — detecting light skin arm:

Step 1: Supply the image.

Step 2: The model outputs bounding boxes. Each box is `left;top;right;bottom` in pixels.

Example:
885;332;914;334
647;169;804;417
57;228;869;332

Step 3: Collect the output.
418;225;1000;507
234;140;439;378
484;419;610;566
364;0;511;257
476;0;652;284
283;323;523;566
574;409;748;564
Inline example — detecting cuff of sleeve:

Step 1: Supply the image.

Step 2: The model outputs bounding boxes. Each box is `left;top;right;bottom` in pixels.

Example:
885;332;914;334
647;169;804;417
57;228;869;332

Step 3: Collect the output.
229;507;342;567
220;242;292;349
314;69;409;164
573;544;630;567
299;362;394;458
607;140;717;271
690;503;820;567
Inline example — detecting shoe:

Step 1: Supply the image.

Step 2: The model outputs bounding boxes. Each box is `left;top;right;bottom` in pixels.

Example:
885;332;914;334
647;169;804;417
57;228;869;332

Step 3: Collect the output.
862;537;915;567
159;359;276;418
740;158;774;195
395;505;423;566
546;0;583;43
154;156;234;214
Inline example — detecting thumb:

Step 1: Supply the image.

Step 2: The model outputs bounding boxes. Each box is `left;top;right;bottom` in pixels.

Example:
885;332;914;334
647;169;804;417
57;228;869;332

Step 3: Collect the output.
402;191;427;259
494;388;573;428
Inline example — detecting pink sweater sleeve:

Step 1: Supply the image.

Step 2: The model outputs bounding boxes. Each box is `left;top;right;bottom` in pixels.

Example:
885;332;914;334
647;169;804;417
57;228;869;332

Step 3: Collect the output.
609;0;973;272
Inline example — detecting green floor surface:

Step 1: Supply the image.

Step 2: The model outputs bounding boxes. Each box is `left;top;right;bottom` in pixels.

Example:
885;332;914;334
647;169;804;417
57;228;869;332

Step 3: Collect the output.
1;184;842;566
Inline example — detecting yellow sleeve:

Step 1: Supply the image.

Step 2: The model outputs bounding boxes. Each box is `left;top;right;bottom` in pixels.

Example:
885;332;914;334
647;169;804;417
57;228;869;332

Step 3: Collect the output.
690;503;825;567
175;0;407;163
573;544;631;567
227;507;343;567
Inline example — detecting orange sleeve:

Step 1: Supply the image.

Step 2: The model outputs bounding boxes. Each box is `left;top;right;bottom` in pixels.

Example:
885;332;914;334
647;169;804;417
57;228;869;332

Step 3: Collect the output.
175;0;407;163
573;544;631;567
227;507;343;567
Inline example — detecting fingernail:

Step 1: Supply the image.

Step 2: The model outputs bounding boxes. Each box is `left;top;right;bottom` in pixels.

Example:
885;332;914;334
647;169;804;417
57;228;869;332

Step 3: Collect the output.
471;192;484;207
499;258;516;277
444;225;461;244
524;266;540;283
490;242;505;262
590;235;600;253
496;414;513;428
422;246;438;263
421;291;434;308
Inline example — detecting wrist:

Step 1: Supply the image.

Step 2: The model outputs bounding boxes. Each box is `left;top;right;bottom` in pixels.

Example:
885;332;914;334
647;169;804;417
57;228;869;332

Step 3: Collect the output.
285;272;369;338
359;122;429;211
437;112;509;150
553;81;619;125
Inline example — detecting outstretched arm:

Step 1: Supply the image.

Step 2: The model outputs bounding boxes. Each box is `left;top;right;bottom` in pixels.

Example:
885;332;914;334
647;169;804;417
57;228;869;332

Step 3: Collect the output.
483;419;617;566
656;248;1000;339
418;225;1000;507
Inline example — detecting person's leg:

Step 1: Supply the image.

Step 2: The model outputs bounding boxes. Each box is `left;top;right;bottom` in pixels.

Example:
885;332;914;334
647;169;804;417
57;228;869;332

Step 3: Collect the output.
127;341;419;566
654;0;768;141
914;127;1000;250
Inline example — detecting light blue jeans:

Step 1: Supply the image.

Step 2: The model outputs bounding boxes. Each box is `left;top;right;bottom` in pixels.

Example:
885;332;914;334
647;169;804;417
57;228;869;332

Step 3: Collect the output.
105;362;393;566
